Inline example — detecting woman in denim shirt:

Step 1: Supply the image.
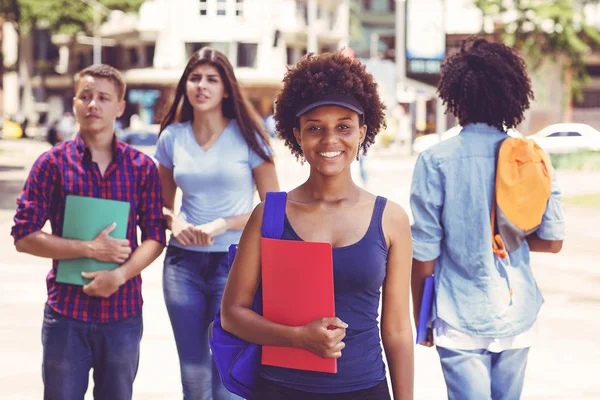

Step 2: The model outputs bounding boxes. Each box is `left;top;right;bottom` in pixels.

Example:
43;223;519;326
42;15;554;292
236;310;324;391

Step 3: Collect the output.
410;38;565;400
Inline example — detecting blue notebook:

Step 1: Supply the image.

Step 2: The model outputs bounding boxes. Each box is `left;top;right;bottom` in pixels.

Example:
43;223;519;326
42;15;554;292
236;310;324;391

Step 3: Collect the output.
416;275;435;344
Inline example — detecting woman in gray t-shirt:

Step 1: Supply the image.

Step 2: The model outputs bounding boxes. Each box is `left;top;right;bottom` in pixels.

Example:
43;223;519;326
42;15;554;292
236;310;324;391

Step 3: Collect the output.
154;47;279;400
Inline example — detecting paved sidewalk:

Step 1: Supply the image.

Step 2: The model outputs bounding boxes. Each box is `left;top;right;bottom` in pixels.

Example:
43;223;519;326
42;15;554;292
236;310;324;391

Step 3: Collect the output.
1;138;599;399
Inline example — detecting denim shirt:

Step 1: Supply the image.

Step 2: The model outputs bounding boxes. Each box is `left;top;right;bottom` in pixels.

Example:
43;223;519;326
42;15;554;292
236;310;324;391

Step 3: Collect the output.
410;123;566;337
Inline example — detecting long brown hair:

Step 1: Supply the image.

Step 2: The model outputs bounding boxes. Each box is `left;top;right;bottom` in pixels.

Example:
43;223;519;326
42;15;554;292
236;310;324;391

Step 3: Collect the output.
159;47;272;162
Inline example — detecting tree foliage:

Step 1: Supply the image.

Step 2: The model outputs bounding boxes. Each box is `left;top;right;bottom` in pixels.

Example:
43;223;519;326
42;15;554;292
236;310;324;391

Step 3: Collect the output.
1;0;144;35
475;0;600;100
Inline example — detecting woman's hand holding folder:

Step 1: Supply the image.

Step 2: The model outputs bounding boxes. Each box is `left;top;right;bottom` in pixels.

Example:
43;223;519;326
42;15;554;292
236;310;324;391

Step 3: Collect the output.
296;317;348;359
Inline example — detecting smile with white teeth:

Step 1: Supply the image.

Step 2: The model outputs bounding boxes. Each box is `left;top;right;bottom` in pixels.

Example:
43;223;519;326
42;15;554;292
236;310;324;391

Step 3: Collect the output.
319;151;343;158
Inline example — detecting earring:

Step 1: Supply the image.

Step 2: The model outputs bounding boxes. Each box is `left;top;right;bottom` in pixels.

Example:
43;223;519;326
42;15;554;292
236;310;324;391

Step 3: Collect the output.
356;143;362;161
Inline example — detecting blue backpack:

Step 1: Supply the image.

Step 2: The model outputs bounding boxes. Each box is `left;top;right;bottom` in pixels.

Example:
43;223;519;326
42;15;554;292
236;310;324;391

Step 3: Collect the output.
209;192;287;399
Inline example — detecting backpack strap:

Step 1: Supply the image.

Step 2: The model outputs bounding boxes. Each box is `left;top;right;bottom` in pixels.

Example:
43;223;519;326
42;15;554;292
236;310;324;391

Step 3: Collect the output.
228;244;238;268
492;138;509;260
261;192;287;239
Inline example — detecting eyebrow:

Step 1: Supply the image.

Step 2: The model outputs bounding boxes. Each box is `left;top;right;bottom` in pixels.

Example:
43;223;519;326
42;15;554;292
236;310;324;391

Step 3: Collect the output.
305;117;354;122
78;89;112;96
190;73;219;78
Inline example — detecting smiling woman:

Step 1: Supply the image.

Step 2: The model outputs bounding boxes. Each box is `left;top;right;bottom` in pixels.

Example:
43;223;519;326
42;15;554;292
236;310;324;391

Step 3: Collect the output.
220;52;415;400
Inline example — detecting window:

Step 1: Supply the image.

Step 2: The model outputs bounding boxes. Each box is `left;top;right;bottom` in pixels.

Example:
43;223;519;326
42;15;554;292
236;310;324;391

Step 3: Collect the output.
217;0;226;16
236;0;243;16
237;43;257;68
199;0;207;15
186;42;229;59
128;48;139;66
145;45;155;66
548;132;582;137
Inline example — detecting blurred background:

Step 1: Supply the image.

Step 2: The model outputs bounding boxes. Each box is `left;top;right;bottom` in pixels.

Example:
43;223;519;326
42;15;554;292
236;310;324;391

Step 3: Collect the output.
2;0;600;157
0;1;599;399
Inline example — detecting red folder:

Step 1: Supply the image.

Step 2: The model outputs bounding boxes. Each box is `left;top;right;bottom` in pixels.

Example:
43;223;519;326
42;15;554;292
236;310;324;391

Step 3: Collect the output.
260;237;336;373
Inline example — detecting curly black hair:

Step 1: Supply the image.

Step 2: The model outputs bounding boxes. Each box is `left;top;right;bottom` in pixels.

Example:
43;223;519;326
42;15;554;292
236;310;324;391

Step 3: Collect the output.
437;37;534;130
274;52;386;160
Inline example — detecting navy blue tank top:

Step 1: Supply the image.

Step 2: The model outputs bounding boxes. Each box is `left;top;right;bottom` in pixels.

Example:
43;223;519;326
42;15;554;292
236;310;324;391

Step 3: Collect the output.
261;196;389;394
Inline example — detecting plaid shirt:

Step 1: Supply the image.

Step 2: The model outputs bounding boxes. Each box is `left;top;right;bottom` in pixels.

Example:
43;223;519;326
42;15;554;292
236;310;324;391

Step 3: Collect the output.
11;134;166;323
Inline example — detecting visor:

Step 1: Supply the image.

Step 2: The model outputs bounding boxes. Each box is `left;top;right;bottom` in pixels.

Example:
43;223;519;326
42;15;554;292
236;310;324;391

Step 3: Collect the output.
295;94;365;119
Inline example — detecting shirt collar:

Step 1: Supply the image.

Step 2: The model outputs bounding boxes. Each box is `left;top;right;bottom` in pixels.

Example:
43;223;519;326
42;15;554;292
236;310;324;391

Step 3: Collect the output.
459;123;507;137
74;132;123;163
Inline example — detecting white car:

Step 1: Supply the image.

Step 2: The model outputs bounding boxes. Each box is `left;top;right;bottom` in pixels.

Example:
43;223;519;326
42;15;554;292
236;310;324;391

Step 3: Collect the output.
412;125;523;154
529;123;600;154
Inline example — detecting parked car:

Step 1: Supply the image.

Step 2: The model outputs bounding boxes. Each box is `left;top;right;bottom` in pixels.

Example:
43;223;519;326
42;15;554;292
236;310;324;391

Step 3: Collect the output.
529;123;600;154
412;125;523;154
117;126;160;161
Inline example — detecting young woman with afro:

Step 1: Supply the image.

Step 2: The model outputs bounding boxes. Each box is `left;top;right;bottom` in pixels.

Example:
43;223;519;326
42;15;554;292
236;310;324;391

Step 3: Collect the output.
221;52;414;400
410;38;565;400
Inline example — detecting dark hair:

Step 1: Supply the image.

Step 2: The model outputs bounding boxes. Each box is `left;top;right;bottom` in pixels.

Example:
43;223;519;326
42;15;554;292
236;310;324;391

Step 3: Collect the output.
160;47;272;162
437;37;534;130
274;52;386;160
76;64;126;101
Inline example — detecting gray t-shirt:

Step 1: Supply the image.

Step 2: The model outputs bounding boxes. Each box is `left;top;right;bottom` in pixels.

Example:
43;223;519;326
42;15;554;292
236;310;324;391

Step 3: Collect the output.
154;119;267;252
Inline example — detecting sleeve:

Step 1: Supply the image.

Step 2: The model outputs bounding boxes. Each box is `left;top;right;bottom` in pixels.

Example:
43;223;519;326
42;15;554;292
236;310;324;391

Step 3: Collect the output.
11;153;56;243
409;152;445;261
249;134;273;170
137;159;167;245
154;126;175;169
536;167;566;240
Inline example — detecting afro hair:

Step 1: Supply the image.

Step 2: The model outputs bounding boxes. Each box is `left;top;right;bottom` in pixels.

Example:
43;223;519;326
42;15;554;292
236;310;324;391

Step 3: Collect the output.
437;37;534;131
274;52;386;160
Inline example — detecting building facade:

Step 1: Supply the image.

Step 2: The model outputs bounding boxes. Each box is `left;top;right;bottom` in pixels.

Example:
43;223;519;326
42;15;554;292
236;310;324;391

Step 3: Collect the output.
3;0;350;131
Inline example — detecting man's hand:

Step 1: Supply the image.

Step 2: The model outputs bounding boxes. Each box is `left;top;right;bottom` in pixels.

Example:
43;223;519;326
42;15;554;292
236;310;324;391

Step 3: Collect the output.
88;223;132;263
82;268;127;298
193;218;228;246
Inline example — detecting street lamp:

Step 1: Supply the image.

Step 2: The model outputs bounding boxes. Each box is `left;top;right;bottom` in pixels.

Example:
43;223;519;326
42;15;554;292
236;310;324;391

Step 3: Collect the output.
78;0;111;64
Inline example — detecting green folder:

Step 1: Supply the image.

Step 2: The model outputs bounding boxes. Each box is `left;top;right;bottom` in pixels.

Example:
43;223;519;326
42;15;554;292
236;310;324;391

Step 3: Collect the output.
56;195;130;286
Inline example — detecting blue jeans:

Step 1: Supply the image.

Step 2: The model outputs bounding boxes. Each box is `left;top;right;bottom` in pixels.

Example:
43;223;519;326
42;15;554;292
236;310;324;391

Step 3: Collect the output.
437;346;530;400
163;246;240;400
41;305;143;400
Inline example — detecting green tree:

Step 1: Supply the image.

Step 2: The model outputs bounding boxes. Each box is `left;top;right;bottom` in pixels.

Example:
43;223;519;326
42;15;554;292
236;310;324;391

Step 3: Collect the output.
475;0;600;106
0;0;144;88
1;0;144;36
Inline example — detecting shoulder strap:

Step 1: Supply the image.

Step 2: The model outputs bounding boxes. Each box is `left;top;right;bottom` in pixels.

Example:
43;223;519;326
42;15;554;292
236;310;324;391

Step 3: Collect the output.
228;244;238;268
261;192;287;239
491;138;509;260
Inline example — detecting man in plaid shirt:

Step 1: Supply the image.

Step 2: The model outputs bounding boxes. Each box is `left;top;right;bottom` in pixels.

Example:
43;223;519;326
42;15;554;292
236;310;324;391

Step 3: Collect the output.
11;64;166;400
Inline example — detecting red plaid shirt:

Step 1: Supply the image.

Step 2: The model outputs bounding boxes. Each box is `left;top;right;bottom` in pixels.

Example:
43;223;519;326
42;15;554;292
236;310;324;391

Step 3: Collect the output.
11;134;166;323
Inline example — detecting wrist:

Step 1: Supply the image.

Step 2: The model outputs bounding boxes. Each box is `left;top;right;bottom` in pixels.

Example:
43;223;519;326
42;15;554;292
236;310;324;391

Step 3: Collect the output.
82;240;94;258
289;326;306;349
220;217;231;231
112;267;128;285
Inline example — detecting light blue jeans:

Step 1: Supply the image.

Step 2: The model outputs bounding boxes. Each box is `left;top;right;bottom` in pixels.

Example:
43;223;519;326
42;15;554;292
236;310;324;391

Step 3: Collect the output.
437;346;530;400
163;246;240;400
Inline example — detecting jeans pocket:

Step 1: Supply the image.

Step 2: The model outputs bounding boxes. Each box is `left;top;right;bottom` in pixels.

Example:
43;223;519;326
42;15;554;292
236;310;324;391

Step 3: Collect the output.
43;305;64;326
165;245;186;266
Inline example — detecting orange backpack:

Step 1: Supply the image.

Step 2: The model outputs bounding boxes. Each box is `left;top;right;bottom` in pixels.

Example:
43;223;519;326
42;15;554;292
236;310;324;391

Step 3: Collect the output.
491;138;552;260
